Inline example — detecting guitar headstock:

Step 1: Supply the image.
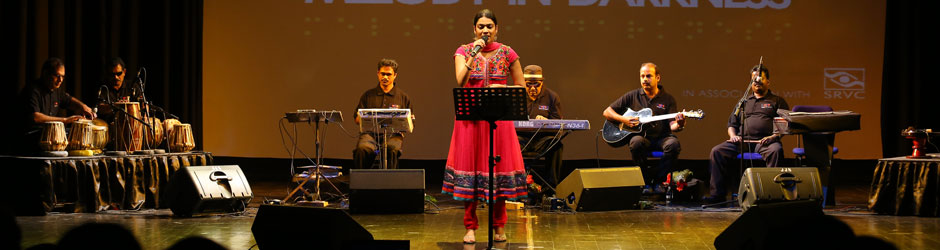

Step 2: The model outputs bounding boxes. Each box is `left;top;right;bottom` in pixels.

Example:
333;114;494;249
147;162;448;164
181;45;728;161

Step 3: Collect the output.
680;109;705;119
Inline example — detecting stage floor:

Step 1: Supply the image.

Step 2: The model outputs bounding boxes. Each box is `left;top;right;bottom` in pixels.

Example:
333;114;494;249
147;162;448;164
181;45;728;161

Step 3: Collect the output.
14;182;940;250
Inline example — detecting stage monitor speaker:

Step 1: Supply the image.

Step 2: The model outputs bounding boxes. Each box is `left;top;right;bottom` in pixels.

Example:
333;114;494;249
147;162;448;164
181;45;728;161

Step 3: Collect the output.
714;200;855;250
737;167;823;211
555;166;644;212
349;169;425;214
252;205;408;250
165;165;253;217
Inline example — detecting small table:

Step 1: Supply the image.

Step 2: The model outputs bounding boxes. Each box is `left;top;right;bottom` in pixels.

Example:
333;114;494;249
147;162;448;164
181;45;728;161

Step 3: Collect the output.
868;156;940;216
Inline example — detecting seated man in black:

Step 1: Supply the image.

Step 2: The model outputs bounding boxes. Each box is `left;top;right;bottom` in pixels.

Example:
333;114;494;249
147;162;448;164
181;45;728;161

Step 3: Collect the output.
352;59;414;169
17;57;96;153
517;65;565;186
706;64;789;203
602;62;685;191
96;57;141;123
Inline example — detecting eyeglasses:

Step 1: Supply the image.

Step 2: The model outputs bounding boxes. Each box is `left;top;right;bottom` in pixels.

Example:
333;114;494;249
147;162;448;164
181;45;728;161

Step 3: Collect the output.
525;80;542;87
112;70;124;77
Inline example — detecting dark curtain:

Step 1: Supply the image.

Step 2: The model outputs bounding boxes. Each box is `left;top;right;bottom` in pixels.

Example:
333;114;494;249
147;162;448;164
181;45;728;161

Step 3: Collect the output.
1;0;203;153
881;1;940;158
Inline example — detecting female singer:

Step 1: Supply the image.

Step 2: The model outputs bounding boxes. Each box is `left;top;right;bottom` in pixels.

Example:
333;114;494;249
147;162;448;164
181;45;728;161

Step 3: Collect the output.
442;9;528;244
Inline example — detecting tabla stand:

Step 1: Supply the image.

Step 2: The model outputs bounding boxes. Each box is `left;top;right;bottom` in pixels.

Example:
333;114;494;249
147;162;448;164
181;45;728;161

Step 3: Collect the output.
453;87;527;249
282;110;344;206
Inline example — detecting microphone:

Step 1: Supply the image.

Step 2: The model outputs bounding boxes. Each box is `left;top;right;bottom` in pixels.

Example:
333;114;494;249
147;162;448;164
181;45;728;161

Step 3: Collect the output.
468;35;490;57
753;56;764;84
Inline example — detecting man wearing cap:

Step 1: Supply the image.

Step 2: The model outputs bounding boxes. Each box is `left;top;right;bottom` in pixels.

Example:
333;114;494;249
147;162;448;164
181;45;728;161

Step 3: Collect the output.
518;65;565;186
603;62;685;192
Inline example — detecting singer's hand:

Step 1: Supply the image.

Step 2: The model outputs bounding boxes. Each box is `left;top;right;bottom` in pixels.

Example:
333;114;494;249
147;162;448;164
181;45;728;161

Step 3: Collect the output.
471;38;487;54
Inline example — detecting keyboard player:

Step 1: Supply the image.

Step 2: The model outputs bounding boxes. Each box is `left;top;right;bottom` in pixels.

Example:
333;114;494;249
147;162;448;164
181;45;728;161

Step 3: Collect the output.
518;65;565;187
352;59;414;169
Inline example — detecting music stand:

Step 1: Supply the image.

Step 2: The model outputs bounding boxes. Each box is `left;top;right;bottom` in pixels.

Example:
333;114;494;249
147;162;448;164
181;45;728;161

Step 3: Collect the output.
358;108;413;169
282;110;344;206
453;87;527;249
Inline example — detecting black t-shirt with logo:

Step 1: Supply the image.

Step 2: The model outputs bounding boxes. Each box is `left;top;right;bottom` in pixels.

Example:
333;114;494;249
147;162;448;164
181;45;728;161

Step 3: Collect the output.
354;85;413;118
609;85;678;139
526;87;562;120
727;91;789;140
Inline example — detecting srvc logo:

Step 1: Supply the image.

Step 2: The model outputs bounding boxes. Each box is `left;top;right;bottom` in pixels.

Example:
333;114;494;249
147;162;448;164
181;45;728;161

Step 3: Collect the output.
823;68;865;99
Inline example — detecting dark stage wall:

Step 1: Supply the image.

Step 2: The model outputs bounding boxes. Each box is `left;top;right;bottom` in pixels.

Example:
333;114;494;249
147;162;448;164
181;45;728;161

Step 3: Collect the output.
4;0;939;160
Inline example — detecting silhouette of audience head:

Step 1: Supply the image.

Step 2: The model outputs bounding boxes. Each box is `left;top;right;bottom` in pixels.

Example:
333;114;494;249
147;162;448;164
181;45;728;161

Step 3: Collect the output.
57;223;140;250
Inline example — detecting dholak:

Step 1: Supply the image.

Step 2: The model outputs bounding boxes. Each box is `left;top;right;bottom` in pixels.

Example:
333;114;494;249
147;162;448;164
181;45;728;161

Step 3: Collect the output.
91;119;109;151
113;101;143;152
169;123;195;152
39;121;68;152
142;117;164;148
67;119;94;150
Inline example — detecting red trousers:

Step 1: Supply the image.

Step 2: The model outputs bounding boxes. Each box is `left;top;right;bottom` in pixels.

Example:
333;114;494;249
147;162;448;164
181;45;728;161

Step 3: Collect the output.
464;200;507;230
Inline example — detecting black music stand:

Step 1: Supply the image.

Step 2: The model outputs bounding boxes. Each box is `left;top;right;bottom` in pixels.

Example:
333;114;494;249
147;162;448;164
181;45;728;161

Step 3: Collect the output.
453;87;527;249
358;109;413;169
282;110;344;206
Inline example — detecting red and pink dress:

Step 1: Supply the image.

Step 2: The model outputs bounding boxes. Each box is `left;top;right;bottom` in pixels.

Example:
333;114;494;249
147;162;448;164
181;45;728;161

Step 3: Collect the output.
442;42;528;204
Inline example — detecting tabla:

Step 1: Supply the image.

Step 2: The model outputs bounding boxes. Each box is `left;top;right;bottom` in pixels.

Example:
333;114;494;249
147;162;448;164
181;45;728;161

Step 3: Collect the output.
169;123;195;152
39;121;68;152
91;119;109;151
67;119;94;150
142;117;164;148
113;102;143;152
163;118;181;139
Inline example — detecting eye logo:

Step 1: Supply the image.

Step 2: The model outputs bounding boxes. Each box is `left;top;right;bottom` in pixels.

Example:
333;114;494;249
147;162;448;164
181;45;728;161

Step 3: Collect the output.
823;68;865;90
823;68;865;99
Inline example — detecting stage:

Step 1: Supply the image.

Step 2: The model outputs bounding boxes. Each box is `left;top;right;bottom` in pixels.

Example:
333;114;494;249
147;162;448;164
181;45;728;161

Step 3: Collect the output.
12;179;940;250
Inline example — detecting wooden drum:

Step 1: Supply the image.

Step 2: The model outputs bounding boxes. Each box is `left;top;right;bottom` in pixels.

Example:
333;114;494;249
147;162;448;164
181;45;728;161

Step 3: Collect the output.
39;121;68;152
142;117;164;149
169;123;195;152
113;102;143;152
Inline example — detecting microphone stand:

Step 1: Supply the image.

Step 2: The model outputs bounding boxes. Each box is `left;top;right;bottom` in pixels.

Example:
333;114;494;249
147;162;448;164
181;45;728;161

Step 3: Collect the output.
147;104;179;153
134;67;157;153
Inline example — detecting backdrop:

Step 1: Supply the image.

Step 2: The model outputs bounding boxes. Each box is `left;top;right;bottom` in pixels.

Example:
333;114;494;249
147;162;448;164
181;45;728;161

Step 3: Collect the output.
203;0;885;160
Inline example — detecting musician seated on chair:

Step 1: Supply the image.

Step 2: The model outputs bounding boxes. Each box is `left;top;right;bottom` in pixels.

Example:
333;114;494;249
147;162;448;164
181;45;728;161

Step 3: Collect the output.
517;65;565;187
705;64;789;203
352;58;414;169
15;57;96;153
602;62;685;191
96;57;142;123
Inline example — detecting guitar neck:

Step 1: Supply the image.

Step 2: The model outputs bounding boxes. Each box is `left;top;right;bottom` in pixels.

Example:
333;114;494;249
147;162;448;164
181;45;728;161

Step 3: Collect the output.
639;113;680;123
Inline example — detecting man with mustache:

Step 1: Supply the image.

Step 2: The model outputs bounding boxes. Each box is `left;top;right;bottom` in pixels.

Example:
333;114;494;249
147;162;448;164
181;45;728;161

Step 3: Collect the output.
705;64;789;203
603;62;686;192
352;59;414;169
518;65;564;187
96;57;141;123
17;57;96;153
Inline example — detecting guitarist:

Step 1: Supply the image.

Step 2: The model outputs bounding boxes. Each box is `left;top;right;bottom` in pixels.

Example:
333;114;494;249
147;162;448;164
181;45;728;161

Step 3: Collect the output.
602;62;686;191
517;65;565;187
705;64;789;203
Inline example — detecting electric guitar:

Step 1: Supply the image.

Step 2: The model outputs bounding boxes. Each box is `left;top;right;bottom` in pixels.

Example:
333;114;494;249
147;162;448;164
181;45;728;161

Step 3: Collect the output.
602;108;704;147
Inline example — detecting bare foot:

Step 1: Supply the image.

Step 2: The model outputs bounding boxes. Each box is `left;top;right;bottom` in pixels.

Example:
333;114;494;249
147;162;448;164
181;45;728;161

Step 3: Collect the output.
494;227;507;242
463;229;476;244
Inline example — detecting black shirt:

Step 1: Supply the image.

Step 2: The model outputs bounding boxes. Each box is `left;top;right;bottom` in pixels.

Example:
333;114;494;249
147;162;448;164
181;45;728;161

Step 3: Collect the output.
354;85;413;119
527;87;562;119
98;85;139;122
727;91;789;140
21;81;72;123
609;85;678;139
